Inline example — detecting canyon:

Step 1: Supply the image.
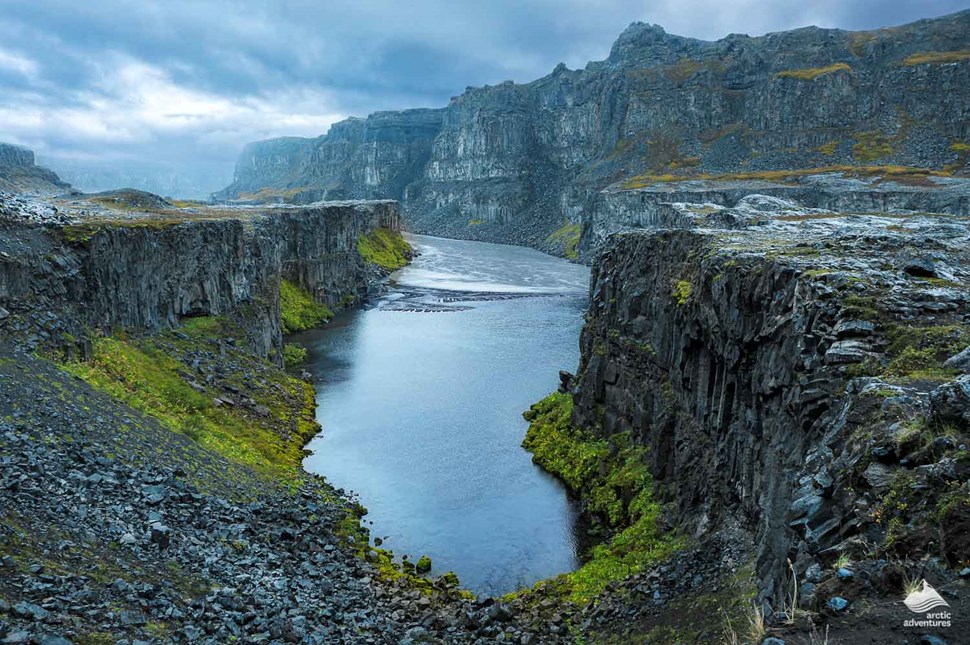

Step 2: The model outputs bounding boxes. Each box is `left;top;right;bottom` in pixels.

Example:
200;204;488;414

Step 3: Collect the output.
216;11;970;257
0;7;969;645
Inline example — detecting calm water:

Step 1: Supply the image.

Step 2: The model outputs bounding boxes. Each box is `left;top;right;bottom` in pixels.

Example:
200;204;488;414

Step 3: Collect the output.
297;234;590;596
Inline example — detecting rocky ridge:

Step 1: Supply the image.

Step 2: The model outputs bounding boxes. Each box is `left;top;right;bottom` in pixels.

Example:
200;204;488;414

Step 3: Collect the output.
217;11;970;254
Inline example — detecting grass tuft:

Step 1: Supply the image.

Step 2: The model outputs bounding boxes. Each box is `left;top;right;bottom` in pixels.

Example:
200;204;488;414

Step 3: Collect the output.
280;280;333;334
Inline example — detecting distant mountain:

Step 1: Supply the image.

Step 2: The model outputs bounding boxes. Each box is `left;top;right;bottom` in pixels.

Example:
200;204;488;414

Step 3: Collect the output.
0;143;74;196
217;10;970;251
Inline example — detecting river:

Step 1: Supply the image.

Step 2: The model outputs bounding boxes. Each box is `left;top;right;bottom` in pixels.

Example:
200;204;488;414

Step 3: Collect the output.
297;234;590;596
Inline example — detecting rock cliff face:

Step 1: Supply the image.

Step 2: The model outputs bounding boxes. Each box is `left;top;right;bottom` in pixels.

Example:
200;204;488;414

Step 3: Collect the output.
215;110;444;204
219;11;970;251
569;207;970;607
0;200;400;362
0;143;74;196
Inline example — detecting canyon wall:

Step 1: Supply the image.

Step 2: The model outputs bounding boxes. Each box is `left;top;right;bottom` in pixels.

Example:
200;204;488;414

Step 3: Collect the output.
0;201;400;362
568;211;970;604
218;11;970;251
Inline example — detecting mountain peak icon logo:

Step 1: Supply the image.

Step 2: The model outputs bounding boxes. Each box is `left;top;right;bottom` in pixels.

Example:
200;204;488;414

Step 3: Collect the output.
904;580;950;614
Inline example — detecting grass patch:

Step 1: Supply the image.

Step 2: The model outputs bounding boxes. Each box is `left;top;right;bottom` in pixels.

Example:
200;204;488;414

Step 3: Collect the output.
517;393;683;604
546;222;581;260
852;131;894;163
357;228;412;271
58;321;319;483
903;50;970;66
280;279;333;334
883;323;968;380
814;140;839;155
775;63;851;81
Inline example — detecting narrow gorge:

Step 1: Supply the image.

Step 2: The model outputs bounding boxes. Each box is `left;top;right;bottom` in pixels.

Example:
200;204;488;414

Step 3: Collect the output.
1;5;970;645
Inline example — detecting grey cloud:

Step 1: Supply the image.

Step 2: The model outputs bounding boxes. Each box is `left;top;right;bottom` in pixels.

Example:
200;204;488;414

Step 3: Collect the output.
0;0;965;197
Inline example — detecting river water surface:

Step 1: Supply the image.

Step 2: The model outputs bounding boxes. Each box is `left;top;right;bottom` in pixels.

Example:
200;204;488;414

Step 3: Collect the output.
298;234;590;595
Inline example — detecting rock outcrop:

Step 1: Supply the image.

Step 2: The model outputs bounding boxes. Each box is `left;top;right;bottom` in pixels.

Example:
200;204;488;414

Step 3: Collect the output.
0;199;400;363
568;205;970;612
218;11;970;252
0;143;74;196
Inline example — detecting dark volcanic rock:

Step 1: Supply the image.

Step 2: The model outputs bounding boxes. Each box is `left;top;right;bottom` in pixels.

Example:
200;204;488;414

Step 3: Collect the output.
569;206;970;609
0;200;399;363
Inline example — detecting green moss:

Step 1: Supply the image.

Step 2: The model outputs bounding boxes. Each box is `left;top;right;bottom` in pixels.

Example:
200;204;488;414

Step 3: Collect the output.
357;227;412;270
280;280;333;334
546;222;581;260
903;50;970;66
58;325;319;484
519;393;683;604
283;343;308;367
775;63;851;80
884;324;969;380
61;219;183;245
852;131;894;163
672;280;692;306
814;140;839;155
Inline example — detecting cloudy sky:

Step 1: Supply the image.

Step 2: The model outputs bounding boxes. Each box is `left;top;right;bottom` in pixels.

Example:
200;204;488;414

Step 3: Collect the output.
0;0;965;196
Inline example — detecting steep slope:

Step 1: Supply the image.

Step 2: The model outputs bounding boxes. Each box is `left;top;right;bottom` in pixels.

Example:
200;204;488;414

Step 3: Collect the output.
218;10;970;252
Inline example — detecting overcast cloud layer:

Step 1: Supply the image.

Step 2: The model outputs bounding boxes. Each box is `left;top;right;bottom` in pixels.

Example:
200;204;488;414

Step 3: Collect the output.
0;0;966;196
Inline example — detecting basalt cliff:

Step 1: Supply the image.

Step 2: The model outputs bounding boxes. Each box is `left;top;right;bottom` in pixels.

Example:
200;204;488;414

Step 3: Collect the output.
217;11;970;256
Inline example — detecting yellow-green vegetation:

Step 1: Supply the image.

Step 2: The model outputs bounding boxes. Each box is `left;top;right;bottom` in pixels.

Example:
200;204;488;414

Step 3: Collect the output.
546;222;581;260
467;218;485;226
849;32;877;57
280;279;333;334
814;140;839;155
774;62;851;81
884;324;969;381
58;320;318;484
673;280;693;306
517;393;683;604
357;227;412;271
903;49;970;66
61;219;184;244
283;343;308;367
852;131;894;163
620;164;948;190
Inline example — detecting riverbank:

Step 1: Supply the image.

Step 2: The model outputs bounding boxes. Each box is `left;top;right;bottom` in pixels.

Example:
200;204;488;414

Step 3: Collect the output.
0;198;541;643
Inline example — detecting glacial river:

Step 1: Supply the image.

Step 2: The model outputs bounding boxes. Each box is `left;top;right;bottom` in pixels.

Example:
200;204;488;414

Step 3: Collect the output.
297;234;590;596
